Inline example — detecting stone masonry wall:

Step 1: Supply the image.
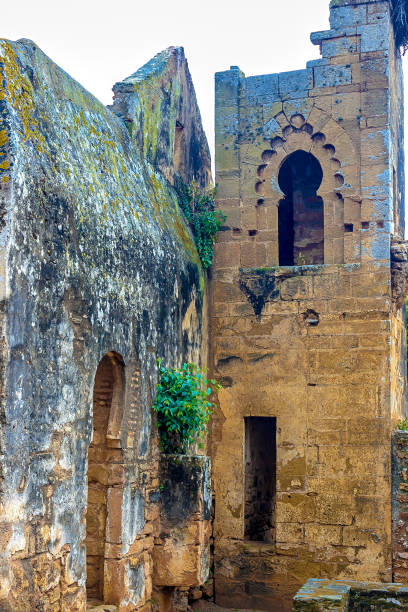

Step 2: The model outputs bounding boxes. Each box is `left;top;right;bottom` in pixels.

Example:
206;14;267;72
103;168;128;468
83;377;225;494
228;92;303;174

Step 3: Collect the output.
0;40;211;611
392;431;408;583
211;0;406;609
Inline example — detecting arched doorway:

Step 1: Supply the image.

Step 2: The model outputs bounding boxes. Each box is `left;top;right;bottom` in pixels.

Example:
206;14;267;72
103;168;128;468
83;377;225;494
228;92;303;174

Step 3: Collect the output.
86;351;125;604
278;150;324;266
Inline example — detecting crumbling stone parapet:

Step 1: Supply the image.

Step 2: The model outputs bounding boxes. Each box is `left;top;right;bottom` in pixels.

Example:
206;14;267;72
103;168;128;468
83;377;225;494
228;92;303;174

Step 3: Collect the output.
110;47;211;189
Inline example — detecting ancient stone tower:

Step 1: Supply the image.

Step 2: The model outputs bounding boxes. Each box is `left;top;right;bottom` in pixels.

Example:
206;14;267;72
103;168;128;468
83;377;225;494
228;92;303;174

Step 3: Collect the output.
211;0;406;609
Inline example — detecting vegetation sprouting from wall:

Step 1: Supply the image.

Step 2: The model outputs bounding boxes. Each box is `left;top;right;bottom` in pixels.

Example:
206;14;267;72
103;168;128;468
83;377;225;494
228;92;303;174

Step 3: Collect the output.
392;0;408;52
176;178;225;269
153;360;220;453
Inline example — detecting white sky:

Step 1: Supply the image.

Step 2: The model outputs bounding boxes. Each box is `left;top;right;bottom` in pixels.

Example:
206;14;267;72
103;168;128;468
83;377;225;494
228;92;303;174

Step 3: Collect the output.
2;0;408;223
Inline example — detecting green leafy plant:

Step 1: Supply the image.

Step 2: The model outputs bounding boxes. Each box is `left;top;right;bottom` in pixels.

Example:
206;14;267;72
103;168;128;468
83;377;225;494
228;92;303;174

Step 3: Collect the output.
176;177;226;269
296;252;306;266
153;359;221;454
397;417;408;431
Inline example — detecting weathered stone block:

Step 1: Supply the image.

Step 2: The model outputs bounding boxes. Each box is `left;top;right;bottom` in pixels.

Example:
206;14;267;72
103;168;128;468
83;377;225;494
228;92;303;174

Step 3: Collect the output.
315;493;354;525
322;36;359;57
305;523;342;546
245;74;279;104
294;579;408;611
278;69;313;98
361;88;388;116
330;5;367;29
276;493;316;523
358;22;389;53
153;455;211;588
276;522;304;543
361;127;388;165
214;241;240;268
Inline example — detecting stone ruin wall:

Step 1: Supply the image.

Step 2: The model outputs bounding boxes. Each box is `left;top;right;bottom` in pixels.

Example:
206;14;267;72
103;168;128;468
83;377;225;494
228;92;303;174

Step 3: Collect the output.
0;40;211;611
211;0;407;609
392;431;408;585
0;1;408;611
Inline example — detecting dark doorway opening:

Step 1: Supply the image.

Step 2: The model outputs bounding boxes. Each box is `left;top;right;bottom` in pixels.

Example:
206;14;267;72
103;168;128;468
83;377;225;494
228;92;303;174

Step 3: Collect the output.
278;150;324;265
244;417;276;543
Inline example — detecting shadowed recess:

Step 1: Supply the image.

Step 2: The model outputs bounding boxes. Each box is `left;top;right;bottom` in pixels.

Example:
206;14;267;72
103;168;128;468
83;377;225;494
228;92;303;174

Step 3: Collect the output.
278;150;324;266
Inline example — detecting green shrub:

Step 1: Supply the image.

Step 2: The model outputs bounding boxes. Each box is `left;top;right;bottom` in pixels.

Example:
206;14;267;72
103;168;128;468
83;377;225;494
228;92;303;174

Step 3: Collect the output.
397;417;408;431
153;359;221;454
176;177;226;269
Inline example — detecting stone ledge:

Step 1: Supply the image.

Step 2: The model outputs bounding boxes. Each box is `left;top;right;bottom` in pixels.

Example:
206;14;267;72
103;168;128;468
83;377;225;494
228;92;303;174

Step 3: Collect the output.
294;579;408;611
238;264;364;317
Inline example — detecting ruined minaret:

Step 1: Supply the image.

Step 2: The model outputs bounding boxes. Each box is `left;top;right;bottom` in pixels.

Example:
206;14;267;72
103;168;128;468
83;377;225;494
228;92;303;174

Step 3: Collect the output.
211;1;406;608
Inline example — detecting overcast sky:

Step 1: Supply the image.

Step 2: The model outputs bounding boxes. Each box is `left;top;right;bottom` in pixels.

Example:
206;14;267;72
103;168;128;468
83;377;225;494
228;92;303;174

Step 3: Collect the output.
3;0;408;211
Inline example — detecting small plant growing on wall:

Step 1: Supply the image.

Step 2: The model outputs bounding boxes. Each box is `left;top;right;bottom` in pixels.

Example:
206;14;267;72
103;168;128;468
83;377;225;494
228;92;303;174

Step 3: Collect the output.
175;177;226;269
296;252;306;266
392;0;408;52
153;359;221;454
397;417;408;431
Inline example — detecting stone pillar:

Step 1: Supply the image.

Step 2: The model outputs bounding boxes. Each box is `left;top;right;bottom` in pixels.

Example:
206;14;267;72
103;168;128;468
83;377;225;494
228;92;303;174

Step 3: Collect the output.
153;455;212;591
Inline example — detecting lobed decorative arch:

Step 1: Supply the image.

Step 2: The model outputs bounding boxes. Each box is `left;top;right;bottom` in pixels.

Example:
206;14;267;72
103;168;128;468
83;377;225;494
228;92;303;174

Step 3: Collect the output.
277;149;324;265
252;112;359;265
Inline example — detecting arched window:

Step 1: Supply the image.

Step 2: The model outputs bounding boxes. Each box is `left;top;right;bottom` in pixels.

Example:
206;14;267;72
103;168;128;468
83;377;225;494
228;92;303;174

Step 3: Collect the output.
86;351;125;605
278;150;324;266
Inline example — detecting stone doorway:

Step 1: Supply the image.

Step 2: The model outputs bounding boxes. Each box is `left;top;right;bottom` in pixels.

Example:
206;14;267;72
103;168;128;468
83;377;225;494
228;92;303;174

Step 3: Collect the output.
86;351;125;607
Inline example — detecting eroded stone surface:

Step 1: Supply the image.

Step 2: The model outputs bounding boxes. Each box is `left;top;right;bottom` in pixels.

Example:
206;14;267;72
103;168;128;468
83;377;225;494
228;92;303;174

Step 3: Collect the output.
1;1;408;610
109;47;211;189
153;456;211;589
0;39;211;611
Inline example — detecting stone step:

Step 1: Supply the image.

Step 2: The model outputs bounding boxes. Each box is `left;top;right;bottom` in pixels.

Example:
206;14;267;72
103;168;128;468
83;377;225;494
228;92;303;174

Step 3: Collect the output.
191;602;264;612
86;599;118;612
